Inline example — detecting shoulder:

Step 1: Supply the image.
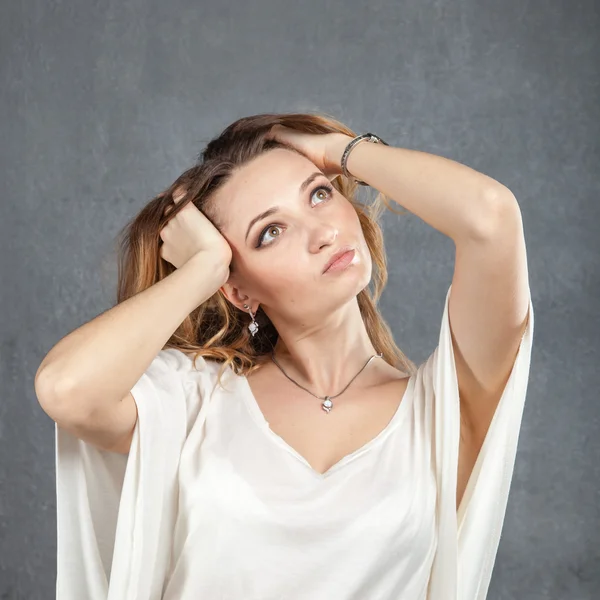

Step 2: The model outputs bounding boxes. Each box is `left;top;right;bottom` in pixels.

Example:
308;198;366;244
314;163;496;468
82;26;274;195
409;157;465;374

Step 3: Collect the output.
158;348;232;397
141;349;218;405
156;348;217;376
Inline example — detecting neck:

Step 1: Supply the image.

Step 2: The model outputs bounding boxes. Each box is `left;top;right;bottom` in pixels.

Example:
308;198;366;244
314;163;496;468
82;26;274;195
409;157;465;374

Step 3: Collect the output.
269;300;381;395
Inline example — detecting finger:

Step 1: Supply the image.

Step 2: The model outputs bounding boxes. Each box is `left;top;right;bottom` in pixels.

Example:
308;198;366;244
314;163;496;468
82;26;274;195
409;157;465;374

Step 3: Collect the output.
173;186;186;203
266;124;286;141
163;185;186;217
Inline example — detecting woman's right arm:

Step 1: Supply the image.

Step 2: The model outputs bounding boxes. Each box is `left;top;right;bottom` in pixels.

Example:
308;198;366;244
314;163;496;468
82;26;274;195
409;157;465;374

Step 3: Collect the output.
34;250;229;454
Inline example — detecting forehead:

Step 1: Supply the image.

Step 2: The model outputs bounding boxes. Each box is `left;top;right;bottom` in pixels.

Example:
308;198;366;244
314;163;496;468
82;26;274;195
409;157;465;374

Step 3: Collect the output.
213;148;317;235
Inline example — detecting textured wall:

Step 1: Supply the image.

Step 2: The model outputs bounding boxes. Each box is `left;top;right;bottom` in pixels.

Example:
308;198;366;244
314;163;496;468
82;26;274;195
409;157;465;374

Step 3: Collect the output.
1;0;598;598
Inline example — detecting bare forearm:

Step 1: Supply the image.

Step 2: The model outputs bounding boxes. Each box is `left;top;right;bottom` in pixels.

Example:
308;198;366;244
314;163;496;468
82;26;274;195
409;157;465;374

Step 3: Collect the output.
35;251;226;418
329;135;515;242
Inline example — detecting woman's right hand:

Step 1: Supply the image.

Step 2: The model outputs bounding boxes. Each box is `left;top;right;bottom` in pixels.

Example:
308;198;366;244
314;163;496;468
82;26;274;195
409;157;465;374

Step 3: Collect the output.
159;187;233;280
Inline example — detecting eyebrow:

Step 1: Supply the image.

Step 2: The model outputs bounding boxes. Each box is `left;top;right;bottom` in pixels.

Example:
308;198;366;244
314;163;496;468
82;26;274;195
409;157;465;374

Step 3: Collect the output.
244;171;324;243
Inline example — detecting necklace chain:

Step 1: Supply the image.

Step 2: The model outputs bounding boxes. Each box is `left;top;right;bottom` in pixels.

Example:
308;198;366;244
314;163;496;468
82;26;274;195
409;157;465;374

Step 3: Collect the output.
270;350;384;413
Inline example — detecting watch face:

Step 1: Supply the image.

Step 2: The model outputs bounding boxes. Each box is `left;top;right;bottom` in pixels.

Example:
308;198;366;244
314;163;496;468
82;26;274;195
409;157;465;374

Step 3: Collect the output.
368;134;388;145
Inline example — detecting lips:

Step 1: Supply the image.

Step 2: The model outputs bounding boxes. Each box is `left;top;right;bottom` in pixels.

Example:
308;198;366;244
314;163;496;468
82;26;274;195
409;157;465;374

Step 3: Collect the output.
323;245;355;273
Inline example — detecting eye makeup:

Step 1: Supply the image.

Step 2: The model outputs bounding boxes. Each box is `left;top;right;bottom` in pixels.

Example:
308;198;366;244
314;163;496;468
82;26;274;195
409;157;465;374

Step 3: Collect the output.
254;182;334;249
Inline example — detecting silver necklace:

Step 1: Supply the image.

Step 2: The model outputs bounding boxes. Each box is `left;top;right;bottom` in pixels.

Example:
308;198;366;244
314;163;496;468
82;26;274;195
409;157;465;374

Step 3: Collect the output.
270;350;384;413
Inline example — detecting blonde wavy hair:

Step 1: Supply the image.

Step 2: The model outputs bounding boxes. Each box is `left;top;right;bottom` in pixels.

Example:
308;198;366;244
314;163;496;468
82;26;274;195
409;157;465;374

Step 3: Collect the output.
115;111;416;388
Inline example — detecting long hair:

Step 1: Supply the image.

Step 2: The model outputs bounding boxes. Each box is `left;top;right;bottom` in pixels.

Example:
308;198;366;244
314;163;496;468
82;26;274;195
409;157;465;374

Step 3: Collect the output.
115;111;416;388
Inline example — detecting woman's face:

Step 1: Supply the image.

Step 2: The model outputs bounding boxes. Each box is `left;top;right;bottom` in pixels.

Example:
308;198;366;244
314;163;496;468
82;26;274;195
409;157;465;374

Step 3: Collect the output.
215;148;372;324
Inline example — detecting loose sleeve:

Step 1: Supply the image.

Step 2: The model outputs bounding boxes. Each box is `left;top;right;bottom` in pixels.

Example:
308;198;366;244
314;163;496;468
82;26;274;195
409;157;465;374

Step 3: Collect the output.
420;284;535;600
54;349;208;600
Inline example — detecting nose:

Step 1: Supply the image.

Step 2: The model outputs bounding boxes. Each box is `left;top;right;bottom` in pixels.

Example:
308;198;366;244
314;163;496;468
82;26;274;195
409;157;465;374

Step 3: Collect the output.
309;221;339;254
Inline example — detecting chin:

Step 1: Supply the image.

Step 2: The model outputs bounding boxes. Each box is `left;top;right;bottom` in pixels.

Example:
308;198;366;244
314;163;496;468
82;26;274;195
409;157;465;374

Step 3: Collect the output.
324;257;371;292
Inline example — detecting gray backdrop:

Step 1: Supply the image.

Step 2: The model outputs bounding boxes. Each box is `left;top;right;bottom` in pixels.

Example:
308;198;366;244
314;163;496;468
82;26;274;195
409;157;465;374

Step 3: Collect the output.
1;1;598;598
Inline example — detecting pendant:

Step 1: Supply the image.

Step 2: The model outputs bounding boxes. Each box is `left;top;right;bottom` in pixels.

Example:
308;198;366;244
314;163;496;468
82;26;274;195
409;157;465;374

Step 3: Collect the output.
322;397;333;413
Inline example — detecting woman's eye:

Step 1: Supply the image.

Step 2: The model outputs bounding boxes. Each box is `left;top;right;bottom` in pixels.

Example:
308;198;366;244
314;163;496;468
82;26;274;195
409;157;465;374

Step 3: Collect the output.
255;183;334;248
256;225;283;248
311;185;331;205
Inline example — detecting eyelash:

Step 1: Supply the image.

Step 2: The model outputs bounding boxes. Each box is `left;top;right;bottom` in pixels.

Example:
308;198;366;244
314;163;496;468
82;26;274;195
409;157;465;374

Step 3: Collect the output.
255;183;334;249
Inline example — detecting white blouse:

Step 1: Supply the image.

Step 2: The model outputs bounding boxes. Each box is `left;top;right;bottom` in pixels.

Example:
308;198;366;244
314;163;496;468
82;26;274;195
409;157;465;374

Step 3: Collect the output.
54;284;534;599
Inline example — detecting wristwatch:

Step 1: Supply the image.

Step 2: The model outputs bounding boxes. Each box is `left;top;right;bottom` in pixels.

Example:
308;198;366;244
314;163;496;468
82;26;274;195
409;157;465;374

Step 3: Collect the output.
341;133;389;186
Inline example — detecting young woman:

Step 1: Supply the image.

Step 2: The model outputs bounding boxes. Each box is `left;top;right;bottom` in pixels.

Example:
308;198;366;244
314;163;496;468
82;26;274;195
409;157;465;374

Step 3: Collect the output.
35;112;534;599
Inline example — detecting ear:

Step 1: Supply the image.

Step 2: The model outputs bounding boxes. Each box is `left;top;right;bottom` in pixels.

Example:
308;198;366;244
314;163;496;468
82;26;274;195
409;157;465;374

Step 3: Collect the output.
220;280;251;312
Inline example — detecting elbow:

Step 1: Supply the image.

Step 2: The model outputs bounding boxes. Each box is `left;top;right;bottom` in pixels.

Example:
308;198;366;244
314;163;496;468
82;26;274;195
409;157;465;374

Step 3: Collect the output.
34;365;60;408
469;186;522;242
34;367;81;421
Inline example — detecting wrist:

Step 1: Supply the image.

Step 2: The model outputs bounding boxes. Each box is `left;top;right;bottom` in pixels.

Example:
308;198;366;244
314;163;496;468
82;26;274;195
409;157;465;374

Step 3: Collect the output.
324;134;354;176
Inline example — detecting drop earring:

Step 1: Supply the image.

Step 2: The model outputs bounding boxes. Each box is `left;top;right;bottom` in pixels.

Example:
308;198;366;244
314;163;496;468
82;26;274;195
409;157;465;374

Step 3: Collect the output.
243;303;259;336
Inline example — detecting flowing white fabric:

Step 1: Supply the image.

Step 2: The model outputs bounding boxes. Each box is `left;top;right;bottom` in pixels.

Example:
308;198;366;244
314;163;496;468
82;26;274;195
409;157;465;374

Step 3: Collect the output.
54;284;534;599
426;284;534;599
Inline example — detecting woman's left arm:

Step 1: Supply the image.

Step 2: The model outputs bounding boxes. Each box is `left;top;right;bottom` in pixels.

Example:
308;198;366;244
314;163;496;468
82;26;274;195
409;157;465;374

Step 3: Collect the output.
328;137;531;441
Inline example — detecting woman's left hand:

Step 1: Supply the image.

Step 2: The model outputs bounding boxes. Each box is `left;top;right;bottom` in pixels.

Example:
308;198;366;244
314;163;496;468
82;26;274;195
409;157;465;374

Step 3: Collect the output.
266;125;353;180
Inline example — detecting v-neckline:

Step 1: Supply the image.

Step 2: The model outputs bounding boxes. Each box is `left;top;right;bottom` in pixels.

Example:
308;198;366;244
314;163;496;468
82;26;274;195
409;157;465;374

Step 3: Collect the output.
240;371;415;479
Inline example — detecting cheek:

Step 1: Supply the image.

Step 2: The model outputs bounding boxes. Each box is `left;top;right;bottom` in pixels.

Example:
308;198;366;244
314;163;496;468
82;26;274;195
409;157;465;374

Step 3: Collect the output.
251;261;320;307
245;263;302;301
342;202;364;233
